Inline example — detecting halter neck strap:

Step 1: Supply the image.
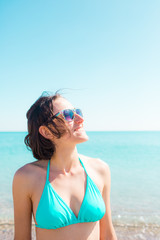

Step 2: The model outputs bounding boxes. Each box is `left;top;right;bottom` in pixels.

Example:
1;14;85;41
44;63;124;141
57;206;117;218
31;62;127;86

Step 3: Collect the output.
46;158;87;181
79;157;88;175
46;160;50;181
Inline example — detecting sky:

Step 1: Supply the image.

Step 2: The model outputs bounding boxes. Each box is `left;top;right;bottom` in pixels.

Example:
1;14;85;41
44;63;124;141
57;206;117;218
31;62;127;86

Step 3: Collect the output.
0;0;160;131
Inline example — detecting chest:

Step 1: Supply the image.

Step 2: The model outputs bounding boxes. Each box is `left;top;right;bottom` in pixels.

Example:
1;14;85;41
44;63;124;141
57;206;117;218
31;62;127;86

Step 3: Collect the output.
49;170;87;212
34;171;106;229
32;162;104;225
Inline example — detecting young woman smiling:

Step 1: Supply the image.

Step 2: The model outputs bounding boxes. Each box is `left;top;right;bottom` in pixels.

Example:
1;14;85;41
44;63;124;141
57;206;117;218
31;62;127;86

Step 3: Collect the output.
12;92;117;240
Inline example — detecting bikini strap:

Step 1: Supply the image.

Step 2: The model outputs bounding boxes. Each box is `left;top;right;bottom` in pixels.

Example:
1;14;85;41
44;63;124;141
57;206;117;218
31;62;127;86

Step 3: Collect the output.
47;158;86;181
46;160;50;181
79;157;88;175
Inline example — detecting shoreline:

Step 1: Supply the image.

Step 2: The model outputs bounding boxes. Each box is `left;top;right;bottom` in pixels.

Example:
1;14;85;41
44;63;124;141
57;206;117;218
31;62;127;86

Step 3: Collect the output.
1;223;160;240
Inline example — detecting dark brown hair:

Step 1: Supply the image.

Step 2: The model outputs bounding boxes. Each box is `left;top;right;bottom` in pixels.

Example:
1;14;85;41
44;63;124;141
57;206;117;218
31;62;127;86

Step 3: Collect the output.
24;92;68;160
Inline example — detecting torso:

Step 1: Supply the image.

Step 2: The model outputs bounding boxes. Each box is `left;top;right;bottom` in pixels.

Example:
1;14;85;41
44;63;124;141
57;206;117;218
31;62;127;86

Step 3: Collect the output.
35;222;99;240
24;154;105;240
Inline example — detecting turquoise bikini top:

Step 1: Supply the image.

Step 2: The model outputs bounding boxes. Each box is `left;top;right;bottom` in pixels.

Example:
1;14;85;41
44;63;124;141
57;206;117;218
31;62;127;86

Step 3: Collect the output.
35;158;106;229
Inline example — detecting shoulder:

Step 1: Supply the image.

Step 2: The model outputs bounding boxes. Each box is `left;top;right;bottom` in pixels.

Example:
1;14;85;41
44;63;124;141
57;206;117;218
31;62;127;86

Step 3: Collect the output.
12;162;35;196
78;154;111;187
79;153;110;173
13;160;48;178
12;160;47;196
13;161;37;182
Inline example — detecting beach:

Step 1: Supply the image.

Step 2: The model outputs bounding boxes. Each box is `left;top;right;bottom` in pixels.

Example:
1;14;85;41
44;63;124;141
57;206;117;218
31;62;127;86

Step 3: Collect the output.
1;222;160;240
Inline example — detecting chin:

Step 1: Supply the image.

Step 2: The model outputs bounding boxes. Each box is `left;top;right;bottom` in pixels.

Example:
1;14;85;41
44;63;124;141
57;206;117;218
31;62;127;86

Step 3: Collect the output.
73;130;89;144
63;129;89;144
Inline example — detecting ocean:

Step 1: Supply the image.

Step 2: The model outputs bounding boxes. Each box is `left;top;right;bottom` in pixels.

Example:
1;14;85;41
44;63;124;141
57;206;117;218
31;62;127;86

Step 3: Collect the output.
0;131;160;239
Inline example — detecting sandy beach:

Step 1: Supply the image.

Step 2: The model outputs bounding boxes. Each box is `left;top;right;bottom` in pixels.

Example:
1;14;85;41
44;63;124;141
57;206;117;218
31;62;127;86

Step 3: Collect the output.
1;223;160;240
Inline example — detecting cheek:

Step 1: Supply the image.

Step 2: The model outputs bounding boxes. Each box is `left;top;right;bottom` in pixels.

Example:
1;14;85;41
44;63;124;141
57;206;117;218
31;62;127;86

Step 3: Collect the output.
62;122;74;137
66;121;74;129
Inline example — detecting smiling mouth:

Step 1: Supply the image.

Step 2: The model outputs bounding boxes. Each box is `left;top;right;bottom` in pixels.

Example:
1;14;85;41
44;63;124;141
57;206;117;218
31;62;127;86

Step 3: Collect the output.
74;126;83;131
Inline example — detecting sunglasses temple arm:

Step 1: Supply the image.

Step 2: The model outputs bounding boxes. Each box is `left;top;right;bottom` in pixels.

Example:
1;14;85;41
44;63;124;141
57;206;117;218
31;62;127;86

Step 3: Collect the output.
55;112;61;117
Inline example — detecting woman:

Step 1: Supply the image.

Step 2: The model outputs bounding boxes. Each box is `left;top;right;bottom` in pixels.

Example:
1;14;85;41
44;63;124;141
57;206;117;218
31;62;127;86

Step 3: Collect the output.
12;92;117;240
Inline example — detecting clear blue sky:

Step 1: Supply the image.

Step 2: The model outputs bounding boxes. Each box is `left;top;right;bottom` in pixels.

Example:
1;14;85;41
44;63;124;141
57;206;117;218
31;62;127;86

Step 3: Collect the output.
0;0;160;131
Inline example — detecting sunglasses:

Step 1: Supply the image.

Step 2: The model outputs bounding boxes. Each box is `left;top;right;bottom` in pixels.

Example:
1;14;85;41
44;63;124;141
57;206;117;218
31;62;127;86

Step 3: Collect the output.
54;108;83;122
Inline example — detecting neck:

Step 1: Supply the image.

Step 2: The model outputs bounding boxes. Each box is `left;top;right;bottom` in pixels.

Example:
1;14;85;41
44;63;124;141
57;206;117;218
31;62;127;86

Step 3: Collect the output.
50;144;80;173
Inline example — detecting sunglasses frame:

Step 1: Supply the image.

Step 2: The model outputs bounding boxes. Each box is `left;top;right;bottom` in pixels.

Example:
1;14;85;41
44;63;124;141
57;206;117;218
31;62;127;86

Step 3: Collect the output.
54;108;83;122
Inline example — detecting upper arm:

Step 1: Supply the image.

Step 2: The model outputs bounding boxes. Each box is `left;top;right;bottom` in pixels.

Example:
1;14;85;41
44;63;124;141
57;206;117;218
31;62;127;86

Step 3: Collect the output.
12;168;32;240
99;161;117;240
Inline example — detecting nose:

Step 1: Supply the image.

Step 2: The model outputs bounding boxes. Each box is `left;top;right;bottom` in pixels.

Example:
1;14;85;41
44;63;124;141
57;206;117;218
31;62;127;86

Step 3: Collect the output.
74;113;84;123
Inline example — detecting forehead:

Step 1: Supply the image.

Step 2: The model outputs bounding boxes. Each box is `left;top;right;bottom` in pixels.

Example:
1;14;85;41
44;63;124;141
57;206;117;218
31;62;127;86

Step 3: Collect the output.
52;97;74;114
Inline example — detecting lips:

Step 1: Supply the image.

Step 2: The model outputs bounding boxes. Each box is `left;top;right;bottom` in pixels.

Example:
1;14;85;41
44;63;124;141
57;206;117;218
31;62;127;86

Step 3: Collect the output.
74;125;83;131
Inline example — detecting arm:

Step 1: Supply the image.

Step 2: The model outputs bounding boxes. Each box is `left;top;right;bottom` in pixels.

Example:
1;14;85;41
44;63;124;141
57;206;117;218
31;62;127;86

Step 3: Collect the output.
100;163;117;240
12;168;32;240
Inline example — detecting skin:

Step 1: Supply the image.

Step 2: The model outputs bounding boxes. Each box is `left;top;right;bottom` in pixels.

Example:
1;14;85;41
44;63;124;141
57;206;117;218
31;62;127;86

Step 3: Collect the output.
12;97;117;240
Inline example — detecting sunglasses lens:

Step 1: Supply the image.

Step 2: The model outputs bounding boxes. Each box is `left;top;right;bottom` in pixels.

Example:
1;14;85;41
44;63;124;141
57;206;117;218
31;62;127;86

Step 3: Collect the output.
63;109;74;121
75;109;83;117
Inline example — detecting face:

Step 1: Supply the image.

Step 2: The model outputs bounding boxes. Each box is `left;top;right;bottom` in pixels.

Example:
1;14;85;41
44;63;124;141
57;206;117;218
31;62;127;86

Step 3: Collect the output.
52;97;89;145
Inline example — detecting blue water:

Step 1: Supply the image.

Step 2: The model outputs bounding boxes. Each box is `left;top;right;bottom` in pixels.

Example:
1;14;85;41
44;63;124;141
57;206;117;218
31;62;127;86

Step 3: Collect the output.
0;131;160;227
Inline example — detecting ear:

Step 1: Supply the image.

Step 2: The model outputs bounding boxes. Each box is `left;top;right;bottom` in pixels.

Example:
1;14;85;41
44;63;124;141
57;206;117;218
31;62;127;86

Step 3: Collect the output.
39;126;53;140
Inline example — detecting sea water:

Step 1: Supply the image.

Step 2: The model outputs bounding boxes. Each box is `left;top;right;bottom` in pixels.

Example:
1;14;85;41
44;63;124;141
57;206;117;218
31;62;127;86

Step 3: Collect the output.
0;131;160;230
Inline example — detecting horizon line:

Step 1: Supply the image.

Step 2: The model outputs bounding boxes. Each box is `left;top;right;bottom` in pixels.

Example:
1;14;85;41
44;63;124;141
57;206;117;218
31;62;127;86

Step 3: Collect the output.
0;130;160;133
